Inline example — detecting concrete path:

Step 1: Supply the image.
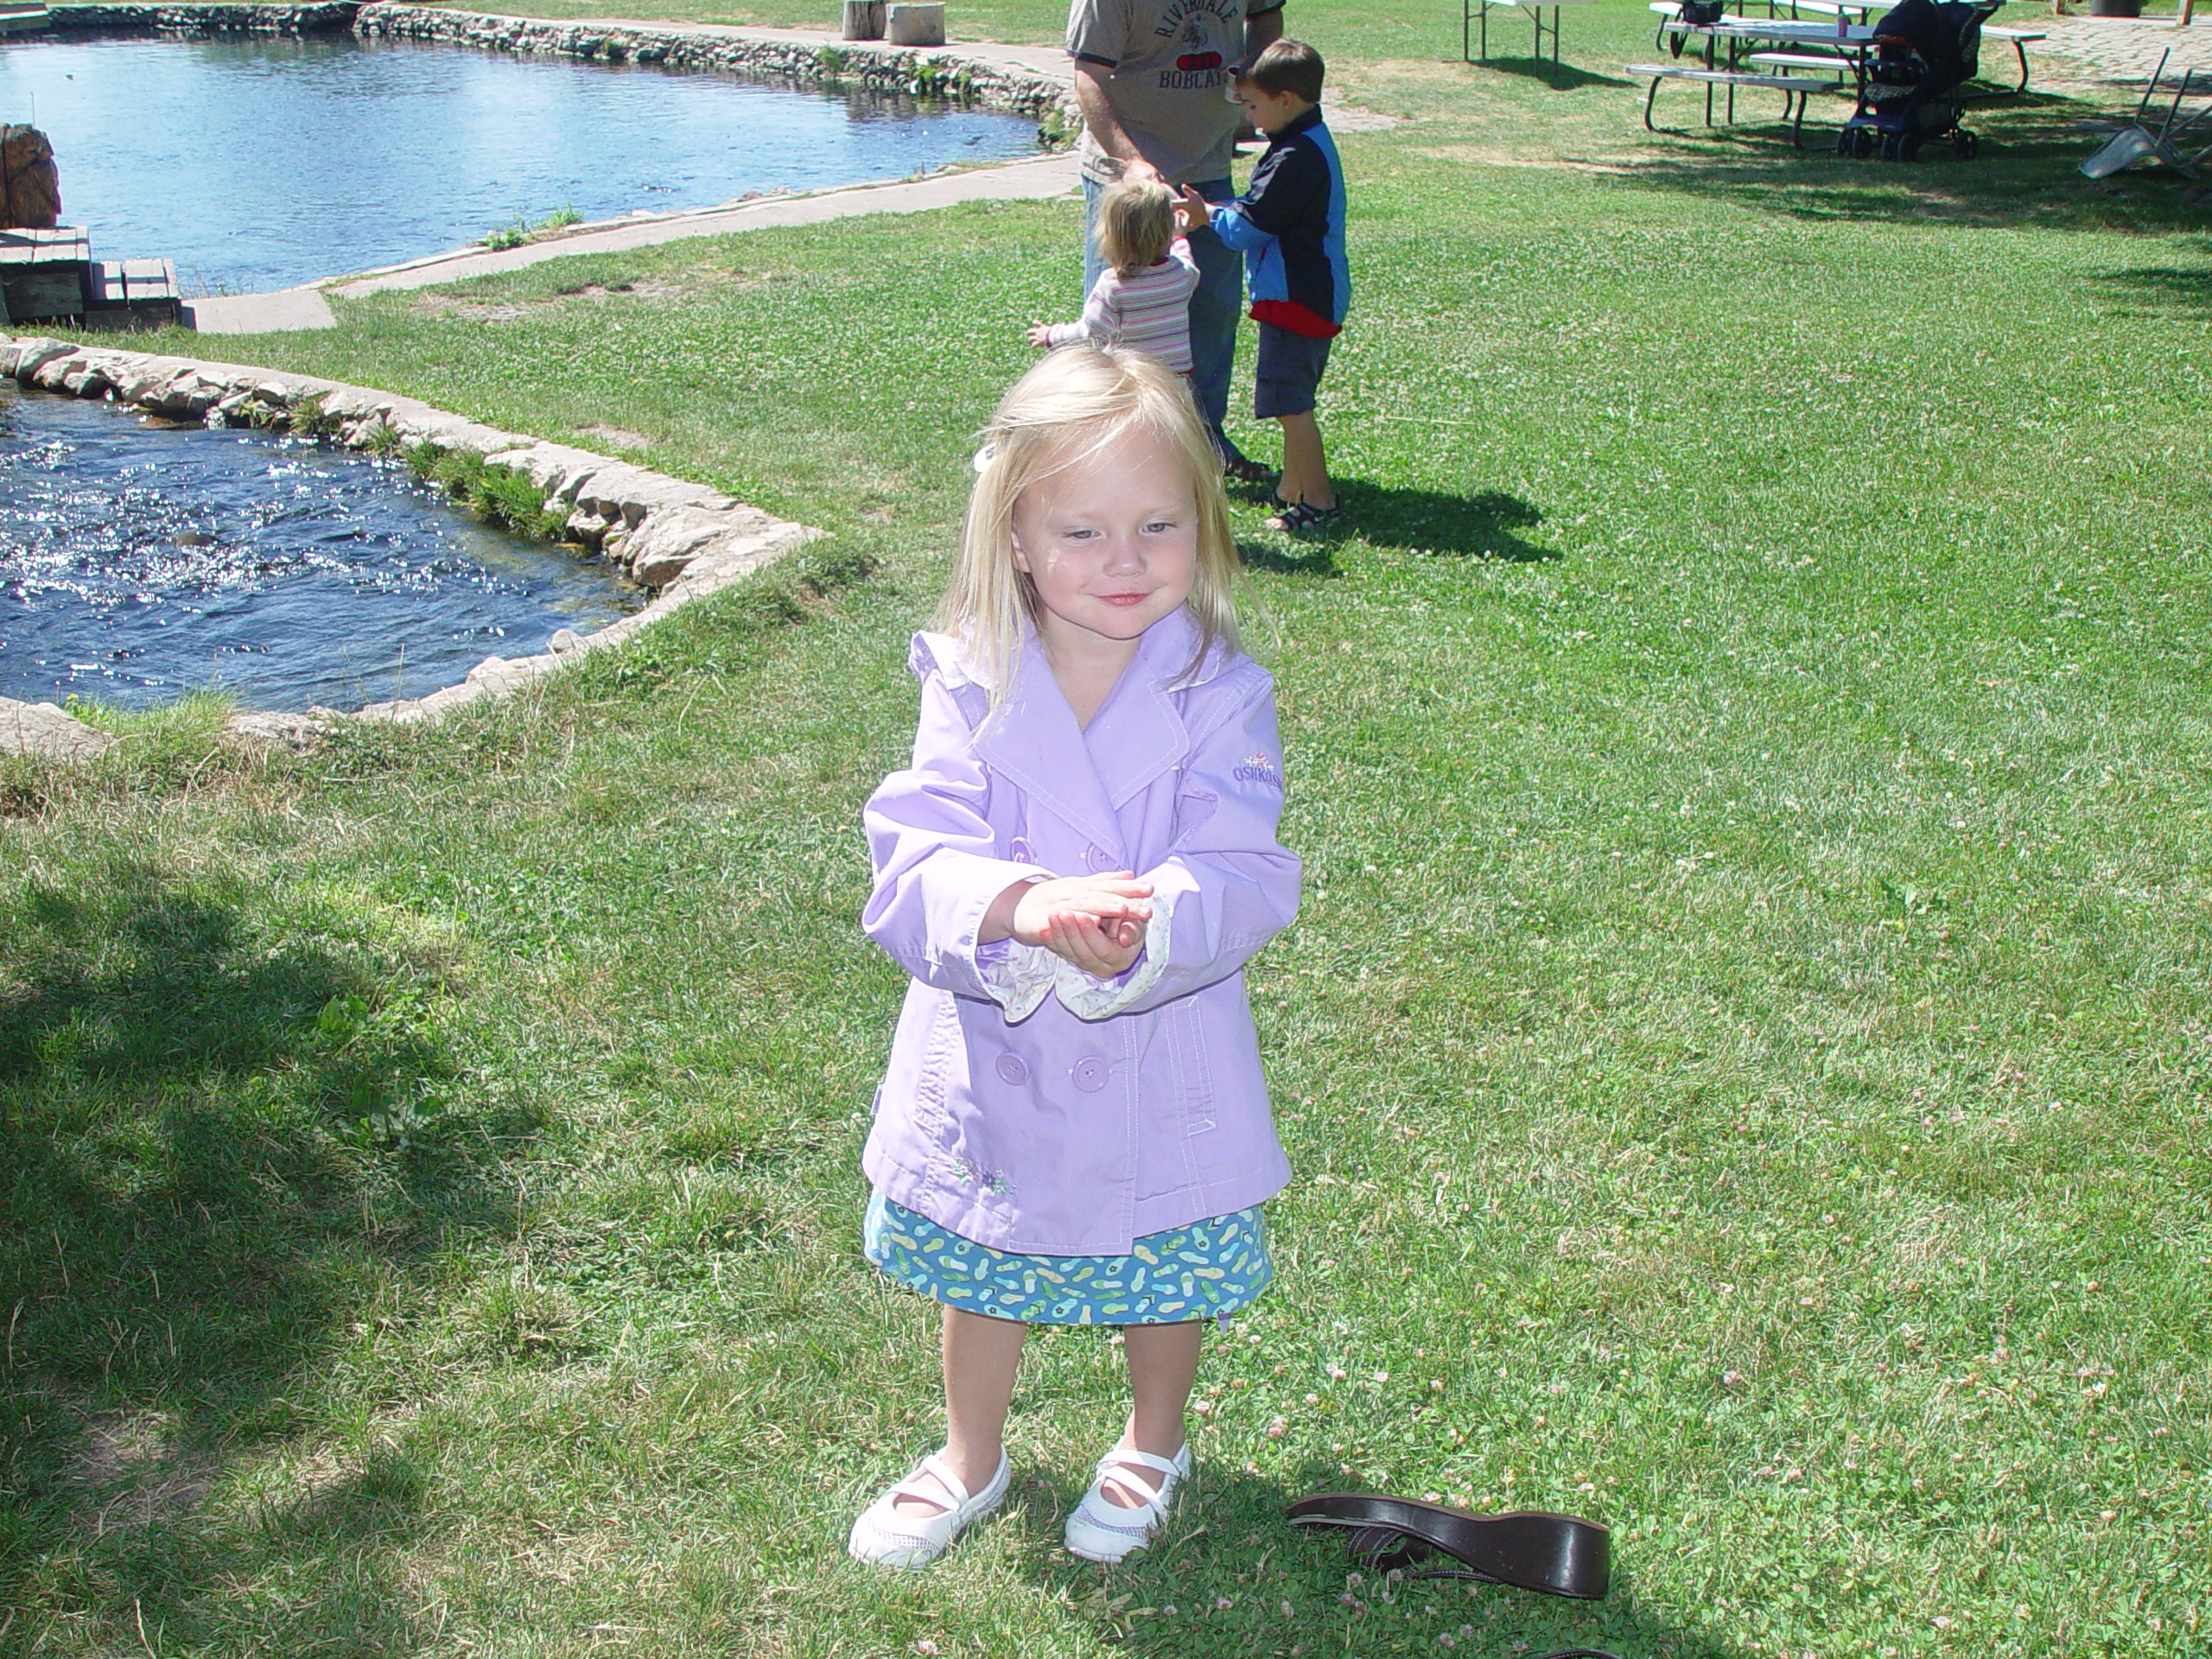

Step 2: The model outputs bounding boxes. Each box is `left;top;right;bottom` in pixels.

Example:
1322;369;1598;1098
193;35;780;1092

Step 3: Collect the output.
184;286;337;334
330;151;1082;300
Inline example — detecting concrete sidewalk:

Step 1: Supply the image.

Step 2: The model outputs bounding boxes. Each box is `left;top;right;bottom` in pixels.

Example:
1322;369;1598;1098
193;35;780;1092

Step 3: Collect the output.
331;153;1084;299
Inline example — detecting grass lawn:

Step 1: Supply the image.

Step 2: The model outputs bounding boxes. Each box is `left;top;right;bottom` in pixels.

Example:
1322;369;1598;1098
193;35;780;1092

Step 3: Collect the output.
4;3;2209;1654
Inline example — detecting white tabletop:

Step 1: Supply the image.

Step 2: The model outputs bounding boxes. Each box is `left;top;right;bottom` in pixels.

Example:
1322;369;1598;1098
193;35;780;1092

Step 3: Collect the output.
1671;16;1877;41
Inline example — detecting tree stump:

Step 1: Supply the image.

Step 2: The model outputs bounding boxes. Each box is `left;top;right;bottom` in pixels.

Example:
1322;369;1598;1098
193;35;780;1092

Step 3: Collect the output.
0;126;60;231
841;0;884;38
886;2;946;46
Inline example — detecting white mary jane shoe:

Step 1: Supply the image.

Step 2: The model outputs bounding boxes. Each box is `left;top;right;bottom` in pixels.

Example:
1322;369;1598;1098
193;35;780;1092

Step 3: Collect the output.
1063;1442;1191;1564
848;1448;1011;1570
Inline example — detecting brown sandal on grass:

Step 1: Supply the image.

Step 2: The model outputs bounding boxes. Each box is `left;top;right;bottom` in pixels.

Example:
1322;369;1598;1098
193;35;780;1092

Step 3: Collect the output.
1265;498;1342;535
1286;1491;1611;1600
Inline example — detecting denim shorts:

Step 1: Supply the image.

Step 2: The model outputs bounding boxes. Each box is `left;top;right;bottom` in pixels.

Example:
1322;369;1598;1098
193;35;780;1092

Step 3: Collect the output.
1254;322;1334;420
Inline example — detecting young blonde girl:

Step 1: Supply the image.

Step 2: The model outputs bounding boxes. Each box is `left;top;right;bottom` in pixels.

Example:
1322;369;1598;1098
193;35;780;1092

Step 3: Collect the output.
1027;178;1201;376
849;344;1300;1569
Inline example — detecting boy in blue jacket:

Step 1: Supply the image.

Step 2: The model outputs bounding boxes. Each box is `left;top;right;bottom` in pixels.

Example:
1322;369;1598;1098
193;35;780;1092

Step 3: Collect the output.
1179;39;1348;534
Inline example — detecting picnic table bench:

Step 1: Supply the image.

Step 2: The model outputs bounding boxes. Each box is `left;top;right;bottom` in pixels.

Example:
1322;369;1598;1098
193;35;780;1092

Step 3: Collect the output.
1464;0;1601;64
1626;61;1840;143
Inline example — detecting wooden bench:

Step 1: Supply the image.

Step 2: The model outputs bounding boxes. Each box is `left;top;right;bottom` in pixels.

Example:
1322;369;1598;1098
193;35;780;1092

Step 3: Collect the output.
1627;62;1840;144
1466;0;1602;64
0;225;88;321
86;258;181;331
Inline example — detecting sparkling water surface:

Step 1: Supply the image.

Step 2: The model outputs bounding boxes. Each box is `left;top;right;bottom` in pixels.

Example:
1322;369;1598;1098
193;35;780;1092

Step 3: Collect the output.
0;389;638;713
0;35;1039;291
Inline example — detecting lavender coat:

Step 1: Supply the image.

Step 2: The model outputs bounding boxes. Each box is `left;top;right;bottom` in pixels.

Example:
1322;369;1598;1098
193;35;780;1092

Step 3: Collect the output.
861;609;1300;1256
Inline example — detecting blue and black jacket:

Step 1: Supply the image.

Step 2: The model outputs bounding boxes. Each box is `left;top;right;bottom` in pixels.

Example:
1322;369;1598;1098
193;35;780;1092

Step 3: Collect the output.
1209;105;1347;340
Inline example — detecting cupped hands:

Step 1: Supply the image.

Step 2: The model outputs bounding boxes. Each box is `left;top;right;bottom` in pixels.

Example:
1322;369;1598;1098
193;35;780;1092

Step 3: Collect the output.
985;874;1153;980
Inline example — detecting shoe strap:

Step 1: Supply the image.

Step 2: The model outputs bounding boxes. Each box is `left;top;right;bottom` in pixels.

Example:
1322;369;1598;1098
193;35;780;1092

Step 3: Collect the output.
1093;1446;1185;1514
887;1452;970;1517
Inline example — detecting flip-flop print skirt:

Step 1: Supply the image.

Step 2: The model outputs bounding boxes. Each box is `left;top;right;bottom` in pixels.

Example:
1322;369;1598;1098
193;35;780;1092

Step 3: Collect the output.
863;1192;1272;1325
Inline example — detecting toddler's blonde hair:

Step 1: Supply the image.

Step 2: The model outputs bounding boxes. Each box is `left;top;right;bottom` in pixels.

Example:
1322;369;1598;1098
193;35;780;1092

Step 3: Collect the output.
1091;178;1178;278
940;344;1240;706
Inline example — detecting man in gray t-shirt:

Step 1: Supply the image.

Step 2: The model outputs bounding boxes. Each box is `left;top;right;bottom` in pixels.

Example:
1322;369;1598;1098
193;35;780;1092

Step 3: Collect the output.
1066;0;1286;476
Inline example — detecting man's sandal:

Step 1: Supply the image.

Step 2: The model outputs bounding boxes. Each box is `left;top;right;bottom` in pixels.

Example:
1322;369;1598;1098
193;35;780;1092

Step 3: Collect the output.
1286;1492;1611;1599
848;1449;1010;1570
1265;498;1342;535
1211;426;1278;487
1064;1442;1191;1563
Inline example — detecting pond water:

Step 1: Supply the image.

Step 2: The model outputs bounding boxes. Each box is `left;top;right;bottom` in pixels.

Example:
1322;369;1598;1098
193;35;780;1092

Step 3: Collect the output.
0;35;1039;292
0;389;637;713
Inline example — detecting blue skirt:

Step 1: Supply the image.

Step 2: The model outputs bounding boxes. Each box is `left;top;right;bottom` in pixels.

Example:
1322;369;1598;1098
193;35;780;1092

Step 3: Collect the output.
863;1192;1273;1326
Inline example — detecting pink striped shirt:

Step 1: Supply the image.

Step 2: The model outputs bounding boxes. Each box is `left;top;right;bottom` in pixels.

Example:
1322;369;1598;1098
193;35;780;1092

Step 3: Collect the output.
1046;237;1200;374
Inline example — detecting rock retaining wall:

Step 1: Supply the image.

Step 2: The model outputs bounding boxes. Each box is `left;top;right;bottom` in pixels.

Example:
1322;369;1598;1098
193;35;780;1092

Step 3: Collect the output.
0;334;820;756
353;4;1070;115
44;3;1074;118
47;3;357;34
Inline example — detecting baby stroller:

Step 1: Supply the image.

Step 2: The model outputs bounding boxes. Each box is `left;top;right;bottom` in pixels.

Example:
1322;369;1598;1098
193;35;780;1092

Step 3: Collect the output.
1835;0;2003;162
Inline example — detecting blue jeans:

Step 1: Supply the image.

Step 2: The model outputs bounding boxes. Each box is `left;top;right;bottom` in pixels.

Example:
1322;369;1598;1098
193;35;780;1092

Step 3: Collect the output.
1084;175;1241;432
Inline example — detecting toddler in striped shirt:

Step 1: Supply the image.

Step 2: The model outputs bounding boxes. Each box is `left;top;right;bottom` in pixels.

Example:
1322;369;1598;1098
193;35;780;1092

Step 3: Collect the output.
1027;179;1198;376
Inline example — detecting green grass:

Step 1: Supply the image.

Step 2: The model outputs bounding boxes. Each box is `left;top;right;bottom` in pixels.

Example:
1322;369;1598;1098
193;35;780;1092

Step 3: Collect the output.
5;3;2210;1655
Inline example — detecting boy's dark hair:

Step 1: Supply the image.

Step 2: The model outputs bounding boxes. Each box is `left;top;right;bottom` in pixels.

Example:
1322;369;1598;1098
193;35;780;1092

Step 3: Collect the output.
1240;37;1325;105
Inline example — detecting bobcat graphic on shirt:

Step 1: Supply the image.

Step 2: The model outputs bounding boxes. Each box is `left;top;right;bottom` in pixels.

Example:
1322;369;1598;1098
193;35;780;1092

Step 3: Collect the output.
1154;0;1237;86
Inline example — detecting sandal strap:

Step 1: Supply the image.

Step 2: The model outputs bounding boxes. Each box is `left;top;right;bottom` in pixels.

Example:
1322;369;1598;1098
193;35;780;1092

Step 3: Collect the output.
1270;498;1340;530
1091;1446;1185;1513
887;1452;969;1516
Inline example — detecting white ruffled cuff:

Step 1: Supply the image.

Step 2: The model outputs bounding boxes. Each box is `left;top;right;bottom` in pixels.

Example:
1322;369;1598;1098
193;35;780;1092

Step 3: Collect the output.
977;939;1057;1021
1053;906;1171;1022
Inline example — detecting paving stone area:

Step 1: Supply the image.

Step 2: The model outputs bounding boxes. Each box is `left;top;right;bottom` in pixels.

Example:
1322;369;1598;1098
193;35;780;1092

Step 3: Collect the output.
2031;14;2212;80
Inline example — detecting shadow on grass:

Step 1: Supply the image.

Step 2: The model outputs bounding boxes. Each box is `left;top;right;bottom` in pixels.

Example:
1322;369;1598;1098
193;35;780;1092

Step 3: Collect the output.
1478;55;1636;91
2091;263;2212;314
1351;486;1559;562
0;855;525;1649
1024;1460;1735;1659
1238;486;1555;574
1608;90;2212;232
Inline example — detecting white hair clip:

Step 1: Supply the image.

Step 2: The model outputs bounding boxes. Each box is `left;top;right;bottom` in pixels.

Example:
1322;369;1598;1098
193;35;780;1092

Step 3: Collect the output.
972;441;996;474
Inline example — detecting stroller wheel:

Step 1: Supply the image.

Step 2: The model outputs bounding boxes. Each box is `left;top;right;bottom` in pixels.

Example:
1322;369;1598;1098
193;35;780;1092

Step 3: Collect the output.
1955;130;1979;159
1853;127;1876;158
1900;135;1921;162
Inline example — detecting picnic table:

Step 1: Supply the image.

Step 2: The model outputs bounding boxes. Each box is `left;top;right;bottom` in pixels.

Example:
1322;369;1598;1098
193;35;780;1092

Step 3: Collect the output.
1634;7;1872;143
1464;0;1601;65
1649;0;2044;92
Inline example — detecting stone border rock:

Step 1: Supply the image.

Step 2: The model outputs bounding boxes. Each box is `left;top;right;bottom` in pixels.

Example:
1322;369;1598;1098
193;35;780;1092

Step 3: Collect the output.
45;2;357;32
0;333;821;759
46;3;1076;119
356;4;1072;116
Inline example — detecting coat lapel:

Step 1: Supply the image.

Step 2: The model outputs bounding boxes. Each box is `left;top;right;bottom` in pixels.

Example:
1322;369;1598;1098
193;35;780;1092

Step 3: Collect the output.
975;632;1128;861
1086;613;1198;810
972;614;1211;860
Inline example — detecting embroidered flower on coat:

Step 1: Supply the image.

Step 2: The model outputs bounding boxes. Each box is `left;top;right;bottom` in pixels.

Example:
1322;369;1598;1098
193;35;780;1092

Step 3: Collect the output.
953;1154;1014;1197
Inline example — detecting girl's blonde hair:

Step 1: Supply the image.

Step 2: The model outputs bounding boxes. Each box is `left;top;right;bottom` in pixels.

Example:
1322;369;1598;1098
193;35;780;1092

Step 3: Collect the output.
1091;178;1178;277
940;344;1241;706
